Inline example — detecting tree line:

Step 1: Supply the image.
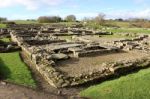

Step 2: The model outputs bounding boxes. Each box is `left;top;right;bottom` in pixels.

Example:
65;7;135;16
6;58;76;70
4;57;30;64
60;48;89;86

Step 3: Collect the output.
0;17;7;22
37;15;76;23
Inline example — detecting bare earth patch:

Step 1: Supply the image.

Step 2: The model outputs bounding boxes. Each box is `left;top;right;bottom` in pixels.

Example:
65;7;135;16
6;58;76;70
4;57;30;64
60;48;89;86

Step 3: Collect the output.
0;81;65;99
56;51;149;76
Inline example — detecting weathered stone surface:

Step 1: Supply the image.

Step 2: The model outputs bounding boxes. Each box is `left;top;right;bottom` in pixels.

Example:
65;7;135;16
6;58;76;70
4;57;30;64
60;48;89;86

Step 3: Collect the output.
51;53;69;60
8;23;150;88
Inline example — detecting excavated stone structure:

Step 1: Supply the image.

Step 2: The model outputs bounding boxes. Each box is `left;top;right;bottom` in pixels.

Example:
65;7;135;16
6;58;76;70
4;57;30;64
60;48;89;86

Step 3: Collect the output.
8;24;150;88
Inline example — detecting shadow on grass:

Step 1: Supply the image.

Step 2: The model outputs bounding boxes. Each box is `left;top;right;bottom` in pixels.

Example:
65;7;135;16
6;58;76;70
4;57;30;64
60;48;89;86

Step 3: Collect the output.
0;58;11;79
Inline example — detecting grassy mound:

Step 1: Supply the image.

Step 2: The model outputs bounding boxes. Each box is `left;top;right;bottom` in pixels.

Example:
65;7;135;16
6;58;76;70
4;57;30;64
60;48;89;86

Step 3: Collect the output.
0;52;36;88
80;67;150;99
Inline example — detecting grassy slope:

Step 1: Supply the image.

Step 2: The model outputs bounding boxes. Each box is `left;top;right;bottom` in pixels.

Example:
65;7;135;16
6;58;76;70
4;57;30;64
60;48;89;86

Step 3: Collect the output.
85;21;150;34
104;21;131;28
0;24;6;28
0;38;11;42
107;21;150;34
107;28;150;34
80;67;150;99
0;52;36;88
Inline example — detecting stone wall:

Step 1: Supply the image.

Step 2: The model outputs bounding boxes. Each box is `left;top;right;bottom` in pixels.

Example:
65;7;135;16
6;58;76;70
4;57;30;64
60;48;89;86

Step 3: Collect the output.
75;48;119;57
9;24;150;88
21;42;150;88
67;57;150;86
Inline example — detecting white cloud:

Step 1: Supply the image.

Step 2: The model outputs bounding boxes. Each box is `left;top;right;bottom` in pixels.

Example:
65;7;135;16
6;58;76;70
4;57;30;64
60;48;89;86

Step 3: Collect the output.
133;0;147;3
42;0;63;6
107;9;150;19
17;0;39;10
75;12;98;18
10;14;34;19
0;0;14;8
0;0;67;10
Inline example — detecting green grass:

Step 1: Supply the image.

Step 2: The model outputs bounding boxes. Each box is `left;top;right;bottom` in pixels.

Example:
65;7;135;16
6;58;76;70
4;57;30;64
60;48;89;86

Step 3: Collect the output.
0;52;36;88
80;67;150;99
85;21;150;34
0;38;11;42
111;21;130;28
0;24;6;28
58;36;72;40
107;28;150;34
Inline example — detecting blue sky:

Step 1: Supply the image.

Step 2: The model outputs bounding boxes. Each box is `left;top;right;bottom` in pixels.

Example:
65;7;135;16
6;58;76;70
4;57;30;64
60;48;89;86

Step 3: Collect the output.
0;0;150;20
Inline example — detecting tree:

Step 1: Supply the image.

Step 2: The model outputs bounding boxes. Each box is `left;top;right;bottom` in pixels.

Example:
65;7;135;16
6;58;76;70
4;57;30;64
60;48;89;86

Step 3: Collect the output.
94;13;106;25
65;15;76;22
37;16;62;23
115;18;124;21
0;17;7;22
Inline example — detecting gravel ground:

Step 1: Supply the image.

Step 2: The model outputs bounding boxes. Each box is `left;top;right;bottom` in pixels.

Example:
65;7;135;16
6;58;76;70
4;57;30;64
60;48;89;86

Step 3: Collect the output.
56;51;149;76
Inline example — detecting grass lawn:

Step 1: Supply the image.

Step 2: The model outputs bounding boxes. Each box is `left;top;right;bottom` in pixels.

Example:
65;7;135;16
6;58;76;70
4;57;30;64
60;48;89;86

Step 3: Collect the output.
58;36;72;40
80;67;150;99
110;21;130;28
107;28;150;34
0;52;36;88
0;38;11;42
0;24;6;28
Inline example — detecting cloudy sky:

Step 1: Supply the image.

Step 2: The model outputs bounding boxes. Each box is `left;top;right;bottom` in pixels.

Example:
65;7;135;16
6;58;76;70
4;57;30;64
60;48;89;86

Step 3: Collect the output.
0;0;150;20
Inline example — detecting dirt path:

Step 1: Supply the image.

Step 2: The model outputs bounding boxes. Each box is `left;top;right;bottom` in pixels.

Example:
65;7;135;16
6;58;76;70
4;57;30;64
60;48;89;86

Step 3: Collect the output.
0;81;66;99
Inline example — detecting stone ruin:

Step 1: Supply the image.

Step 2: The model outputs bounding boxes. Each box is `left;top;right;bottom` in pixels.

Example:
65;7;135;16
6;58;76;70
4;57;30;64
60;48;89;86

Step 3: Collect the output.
6;24;150;88
0;28;10;38
0;39;20;53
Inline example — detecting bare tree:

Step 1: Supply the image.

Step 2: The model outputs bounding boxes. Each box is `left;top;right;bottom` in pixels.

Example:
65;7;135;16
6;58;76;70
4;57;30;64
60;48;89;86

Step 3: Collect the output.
0;17;7;22
94;13;106;25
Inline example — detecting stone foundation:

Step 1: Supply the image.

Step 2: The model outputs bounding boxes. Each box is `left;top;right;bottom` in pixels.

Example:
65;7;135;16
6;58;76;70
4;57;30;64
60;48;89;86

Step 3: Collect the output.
8;24;150;88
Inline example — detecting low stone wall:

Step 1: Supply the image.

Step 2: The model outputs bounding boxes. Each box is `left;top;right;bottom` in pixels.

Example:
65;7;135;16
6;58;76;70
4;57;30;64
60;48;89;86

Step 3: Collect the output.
0;29;10;38
76;48;119;57
25;40;66;45
24;47;150;88
0;41;21;53
23;51;70;88
67;57;150;86
9;25;150;88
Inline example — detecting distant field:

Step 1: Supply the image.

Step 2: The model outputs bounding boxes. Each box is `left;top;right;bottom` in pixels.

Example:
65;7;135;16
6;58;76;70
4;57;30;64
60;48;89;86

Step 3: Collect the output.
80;67;150;99
13;20;38;24
13;20;78;25
84;21;150;34
110;21;130;28
107;28;150;34
0;52;36;88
